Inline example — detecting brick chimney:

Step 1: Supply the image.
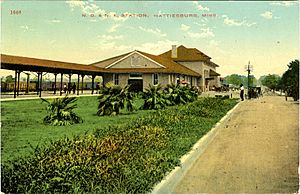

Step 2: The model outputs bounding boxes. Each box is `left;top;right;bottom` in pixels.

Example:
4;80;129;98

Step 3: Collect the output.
171;45;177;58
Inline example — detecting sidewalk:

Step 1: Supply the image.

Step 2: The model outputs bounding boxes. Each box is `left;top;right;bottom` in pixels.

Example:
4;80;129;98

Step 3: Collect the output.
172;96;299;193
0;90;99;101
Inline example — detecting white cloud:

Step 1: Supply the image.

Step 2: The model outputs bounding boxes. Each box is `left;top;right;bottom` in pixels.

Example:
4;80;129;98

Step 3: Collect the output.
193;1;210;11
49;40;57;45
246;22;257;27
50;19;62;23
270;2;298;7
180;24;190;31
194;22;207;27
260;11;273;19
98;35;123;41
93;34;129;52
135;39;180;55
138;26;167;37
222;15;244;26
186;28;215;39
209;40;219;47
20;25;32;32
180;22;214;39
108;24;121;33
222;15;256;27
66;1;88;12
197;4;210;11
98;42;131;52
20;25;29;30
94;39;131;52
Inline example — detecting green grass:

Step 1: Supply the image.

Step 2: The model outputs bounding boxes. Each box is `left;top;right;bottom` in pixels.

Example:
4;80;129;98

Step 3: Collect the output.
1;96;149;162
2;97;238;193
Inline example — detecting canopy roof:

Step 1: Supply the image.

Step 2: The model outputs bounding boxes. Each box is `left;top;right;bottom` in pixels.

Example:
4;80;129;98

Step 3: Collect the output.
1;54;105;75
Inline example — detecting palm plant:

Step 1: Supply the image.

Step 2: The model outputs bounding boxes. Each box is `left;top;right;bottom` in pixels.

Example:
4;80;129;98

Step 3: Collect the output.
165;83;199;105
97;84;134;116
165;83;187;105
41;96;83;126
141;84;170;110
187;85;200;101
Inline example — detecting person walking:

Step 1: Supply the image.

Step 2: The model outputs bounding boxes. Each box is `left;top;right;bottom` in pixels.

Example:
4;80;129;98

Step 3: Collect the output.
68;83;72;94
96;82;100;93
240;83;244;101
63;83;67;94
72;83;76;94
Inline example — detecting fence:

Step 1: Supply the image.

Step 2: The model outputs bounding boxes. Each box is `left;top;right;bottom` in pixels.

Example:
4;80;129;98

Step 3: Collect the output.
1;82;99;92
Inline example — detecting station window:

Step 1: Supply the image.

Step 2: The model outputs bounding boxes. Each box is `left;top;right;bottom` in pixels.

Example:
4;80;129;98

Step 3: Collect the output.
113;74;119;85
176;74;180;84
153;73;159;85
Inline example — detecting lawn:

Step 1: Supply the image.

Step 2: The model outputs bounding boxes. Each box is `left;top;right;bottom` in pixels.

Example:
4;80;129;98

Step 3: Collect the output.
1;96;150;162
2;97;238;193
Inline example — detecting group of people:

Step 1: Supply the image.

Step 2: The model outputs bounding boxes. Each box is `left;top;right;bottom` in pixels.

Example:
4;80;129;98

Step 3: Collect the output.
63;83;76;94
62;82;101;94
239;84;262;101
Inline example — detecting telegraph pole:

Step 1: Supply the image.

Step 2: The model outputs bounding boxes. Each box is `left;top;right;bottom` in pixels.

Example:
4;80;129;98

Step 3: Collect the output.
245;61;253;99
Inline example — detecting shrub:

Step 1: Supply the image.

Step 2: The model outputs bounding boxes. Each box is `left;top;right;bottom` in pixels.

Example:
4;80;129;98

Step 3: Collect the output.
41;96;82;126
141;84;170;110
97;84;134;116
165;83;199;105
1;125;171;193
2;98;238;193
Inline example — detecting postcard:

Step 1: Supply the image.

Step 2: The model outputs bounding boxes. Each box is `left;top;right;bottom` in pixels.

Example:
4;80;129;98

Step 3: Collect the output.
1;1;299;193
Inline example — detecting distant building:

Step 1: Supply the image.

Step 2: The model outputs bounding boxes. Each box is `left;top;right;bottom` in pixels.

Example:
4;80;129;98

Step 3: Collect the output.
91;45;221;92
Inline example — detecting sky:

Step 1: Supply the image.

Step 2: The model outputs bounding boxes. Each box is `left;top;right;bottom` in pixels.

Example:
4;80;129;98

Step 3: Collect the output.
1;0;299;79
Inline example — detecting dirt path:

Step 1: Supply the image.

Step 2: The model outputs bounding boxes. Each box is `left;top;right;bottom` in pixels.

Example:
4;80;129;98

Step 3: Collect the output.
173;96;299;193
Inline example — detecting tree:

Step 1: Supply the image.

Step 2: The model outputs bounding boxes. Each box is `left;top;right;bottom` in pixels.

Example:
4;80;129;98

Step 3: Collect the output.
249;75;257;87
224;74;257;88
280;60;299;101
260;74;281;90
5;75;14;83
224;74;243;87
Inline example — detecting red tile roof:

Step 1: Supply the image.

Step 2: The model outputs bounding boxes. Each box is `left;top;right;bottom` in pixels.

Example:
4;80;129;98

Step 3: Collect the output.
137;51;201;76
159;45;211;61
91;50;201;77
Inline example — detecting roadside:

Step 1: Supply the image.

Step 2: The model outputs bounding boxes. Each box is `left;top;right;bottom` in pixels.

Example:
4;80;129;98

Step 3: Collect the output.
172;95;299;193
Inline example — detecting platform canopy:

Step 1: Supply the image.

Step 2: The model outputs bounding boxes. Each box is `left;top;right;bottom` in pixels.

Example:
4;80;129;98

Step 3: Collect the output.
1;54;105;75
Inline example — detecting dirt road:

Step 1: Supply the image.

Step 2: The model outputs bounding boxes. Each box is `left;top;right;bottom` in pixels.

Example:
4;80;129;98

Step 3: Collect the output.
173;96;299;193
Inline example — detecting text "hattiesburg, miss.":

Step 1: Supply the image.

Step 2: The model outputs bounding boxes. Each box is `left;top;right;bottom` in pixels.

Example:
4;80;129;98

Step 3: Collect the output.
82;13;217;18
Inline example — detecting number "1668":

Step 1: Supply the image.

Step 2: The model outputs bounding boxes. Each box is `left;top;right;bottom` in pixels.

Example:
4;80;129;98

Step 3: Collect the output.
10;10;22;15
